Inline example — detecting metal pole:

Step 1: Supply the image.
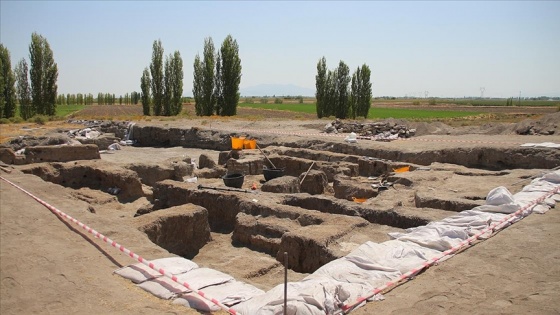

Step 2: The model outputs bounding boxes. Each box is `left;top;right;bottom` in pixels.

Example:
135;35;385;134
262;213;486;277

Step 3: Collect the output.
284;251;288;315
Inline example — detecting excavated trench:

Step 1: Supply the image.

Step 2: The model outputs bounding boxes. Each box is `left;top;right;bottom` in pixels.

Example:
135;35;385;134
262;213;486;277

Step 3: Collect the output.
11;124;560;286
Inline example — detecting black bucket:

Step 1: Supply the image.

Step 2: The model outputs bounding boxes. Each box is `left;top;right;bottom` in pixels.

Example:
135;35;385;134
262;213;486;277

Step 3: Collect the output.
222;173;245;188
263;168;285;181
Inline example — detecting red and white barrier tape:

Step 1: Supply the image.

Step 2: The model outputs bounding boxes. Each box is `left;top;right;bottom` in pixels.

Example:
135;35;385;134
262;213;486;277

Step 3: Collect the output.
339;185;560;313
0;175;238;315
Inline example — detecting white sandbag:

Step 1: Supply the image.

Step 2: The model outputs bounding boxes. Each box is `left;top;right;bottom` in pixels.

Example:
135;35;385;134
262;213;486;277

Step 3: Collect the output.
114;257;198;284
344;240;441;273
389;224;469;251
520;142;560;148
113;263;163;284
234;278;353;315
175;267;234;290
149;257;199;274
541;170;560;183
485;186;514;205
532;204;551;214
233;282;319;315
438;210;507;230
173;280;264;311
108;143;121;150
471;203;520;214
137;277;189;299
522;179;558;193
173;293;221;312
311;258;400;289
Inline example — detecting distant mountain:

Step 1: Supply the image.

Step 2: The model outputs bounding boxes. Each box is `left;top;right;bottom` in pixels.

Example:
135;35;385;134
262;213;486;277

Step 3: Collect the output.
240;84;315;97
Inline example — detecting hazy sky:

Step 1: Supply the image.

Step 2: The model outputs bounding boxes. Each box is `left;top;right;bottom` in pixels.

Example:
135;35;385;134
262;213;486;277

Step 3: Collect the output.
1;1;559;98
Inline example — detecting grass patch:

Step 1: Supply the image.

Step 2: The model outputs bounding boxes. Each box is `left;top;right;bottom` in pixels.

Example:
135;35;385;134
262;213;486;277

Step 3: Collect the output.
369;107;481;119
239;103;317;114
56;104;86;117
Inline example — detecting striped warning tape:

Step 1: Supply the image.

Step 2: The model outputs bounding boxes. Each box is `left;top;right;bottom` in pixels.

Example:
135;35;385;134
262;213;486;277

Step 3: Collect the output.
0;175;238;315
338;184;560;314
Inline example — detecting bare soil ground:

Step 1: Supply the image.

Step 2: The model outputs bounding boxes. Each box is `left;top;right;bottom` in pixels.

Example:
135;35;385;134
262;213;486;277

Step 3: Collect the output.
1;106;559;314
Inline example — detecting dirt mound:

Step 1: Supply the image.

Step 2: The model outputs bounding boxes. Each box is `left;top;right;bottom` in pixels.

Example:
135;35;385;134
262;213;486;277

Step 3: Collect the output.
514;111;560;135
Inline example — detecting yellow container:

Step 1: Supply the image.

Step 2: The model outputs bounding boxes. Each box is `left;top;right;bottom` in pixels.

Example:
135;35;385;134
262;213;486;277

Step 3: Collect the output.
243;139;257;149
231;137;245;150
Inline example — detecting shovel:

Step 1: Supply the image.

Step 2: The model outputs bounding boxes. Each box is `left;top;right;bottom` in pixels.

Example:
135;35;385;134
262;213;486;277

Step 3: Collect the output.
256;143;277;169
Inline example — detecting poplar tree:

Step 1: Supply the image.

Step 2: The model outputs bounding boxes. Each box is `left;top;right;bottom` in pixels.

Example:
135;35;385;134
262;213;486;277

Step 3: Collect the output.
193;54;203;115
315;56;327;118
0;44;17;118
216;35;241;116
140;67;151;115
193;37;216;116
29;32;58;116
15;58;33;119
334;60;350;119
150;40;164;116
169;51;183;115
356;64;372;118
163;56;172;115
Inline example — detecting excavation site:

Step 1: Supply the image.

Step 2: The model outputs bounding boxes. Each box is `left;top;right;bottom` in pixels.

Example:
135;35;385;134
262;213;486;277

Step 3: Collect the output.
1;113;559;314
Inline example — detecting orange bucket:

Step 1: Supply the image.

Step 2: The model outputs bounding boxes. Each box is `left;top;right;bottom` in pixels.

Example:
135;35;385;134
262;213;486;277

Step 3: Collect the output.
243;139;256;149
393;166;410;173
352;197;368;203
231;137;245;150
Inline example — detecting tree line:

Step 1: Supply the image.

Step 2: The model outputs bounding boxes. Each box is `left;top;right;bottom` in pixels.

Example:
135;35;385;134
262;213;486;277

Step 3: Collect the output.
1;32;58;120
140;40;183;116
315;57;372;119
192;35;242;116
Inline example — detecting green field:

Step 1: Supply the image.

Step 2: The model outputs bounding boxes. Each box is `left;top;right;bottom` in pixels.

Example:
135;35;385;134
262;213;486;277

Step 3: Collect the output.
56;104;86;117
372;98;560;107
238;103;482;119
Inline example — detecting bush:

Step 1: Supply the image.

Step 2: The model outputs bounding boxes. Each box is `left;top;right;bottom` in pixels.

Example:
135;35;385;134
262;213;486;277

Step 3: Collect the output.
274;98;283;104
0;118;10;124
412;101;420;105
31;115;49;125
9;116;24;123
428;98;436;105
298;96;304;103
260;98;268;104
244;97;254;104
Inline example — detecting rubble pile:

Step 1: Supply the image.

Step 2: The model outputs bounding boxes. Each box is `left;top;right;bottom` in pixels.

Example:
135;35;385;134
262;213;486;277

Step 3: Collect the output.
67;120;135;141
64;120;135;149
324;119;416;140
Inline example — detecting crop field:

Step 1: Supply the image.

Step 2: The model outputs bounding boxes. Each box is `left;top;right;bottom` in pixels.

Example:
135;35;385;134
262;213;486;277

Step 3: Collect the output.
372;98;560;107
56;104;86;117
238;103;482;119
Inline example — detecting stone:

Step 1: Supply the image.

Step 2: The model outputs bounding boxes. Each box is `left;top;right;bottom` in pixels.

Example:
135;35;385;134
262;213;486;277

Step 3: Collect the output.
333;175;377;201
299;170;328;195
261;176;300;193
198;153;217;169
